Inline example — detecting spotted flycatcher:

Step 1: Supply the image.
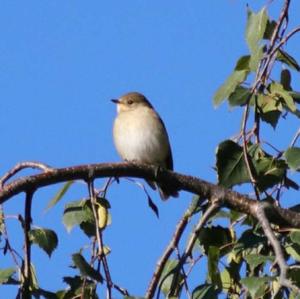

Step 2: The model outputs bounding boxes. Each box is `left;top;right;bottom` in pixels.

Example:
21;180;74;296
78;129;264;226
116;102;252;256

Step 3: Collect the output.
112;92;178;200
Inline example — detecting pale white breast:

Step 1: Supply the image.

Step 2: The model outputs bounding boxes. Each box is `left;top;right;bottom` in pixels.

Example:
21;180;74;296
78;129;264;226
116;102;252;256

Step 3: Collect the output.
113;107;170;167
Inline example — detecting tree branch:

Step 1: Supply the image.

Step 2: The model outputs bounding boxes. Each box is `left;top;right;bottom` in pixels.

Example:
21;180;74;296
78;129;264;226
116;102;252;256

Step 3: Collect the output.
180;197;222;263
88;180;113;299
145;196;203;298
0;161;52;188
1;162;300;229
22;190;34;298
254;202;300;293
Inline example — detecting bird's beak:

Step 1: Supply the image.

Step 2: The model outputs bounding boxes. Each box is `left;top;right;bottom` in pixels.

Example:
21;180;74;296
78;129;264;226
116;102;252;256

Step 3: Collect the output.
111;99;120;104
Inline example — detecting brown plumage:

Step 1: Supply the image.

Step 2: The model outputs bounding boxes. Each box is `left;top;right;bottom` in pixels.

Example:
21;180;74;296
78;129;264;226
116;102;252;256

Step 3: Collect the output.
112;92;178;200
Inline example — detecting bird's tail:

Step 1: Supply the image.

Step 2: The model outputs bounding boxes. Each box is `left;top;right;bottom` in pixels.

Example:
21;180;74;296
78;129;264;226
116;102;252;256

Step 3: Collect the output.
146;180;179;200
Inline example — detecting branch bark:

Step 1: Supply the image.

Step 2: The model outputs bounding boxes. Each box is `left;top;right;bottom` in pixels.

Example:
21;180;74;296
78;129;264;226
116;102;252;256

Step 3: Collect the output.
255;202;300;293
1;162;300;230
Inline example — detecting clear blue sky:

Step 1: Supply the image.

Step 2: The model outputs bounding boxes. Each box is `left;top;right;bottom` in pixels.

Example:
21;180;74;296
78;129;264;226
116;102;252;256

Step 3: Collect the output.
1;1;300;297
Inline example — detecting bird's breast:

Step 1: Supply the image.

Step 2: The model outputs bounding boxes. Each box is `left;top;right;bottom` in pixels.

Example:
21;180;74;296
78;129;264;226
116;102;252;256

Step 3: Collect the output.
113;108;170;166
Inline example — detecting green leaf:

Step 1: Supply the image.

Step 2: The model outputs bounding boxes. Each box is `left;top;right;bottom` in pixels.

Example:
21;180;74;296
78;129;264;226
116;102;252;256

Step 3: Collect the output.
228;86;252;107
281;69;292;91
244;254;274;272
216;141;287;191
46;181;74;211
277;49;300;72
234;55;251;71
72;253;103;282
63;199;94;232
241;276;273;298
198;226;233;256
257;94;282;113
29;263;39;290
220;268;231;294
225;262;242;293
31;288;58;299
284;147;300;171
96;198;111;230
207;246;221;288
290;231;300;245
0;268;16;284
263;20;276;40
257;94;282;128
63;275;84;289
254;157;287;191
285;244;300;262
62;275;98;298
288;268;300;287
234;229;267;255
216;140;252;188
213;70;248;107
260;110;281;129
29;228;58;257
192;284;218;299
159;260;183;297
270;82;296;112
245;7;268;53
249;46;265;71
79;221;96;237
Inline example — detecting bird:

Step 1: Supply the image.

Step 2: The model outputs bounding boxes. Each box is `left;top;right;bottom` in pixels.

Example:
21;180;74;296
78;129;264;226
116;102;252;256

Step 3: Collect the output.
112;92;178;200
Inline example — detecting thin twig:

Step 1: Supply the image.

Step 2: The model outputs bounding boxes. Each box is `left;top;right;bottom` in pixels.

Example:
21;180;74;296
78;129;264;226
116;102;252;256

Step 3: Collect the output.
185;254;203;279
258;0;291;85
157;198;222;298
269;0;290;47
22;190;34;298
262;140;282;155
0;206;21;268
290;127;300;147
81;237;98;298
80;278;87;299
145;196;204;298
88;180;113;299
241;103;260;199
94;177;129;296
254;202;300;293
239;0;298;202
0;161;52;188
180;197;222;263
175;247;191;299
274;127;300;204
96;177;114;197
111;282;130;297
269;25;300;61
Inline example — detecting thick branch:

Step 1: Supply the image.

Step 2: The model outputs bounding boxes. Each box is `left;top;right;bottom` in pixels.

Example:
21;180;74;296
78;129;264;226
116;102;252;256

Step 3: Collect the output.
1;162;300;228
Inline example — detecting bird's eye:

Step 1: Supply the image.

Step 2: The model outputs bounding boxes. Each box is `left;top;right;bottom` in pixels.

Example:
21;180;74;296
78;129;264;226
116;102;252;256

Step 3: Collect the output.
127;99;133;105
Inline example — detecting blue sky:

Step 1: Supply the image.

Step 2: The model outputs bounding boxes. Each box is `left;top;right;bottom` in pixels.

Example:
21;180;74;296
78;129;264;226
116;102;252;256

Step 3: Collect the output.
1;1;300;297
